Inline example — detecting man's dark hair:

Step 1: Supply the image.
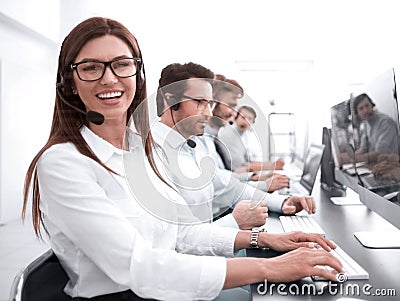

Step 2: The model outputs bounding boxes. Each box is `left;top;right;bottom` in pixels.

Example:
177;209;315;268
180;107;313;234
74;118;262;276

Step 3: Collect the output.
156;62;214;116
236;105;257;121
213;74;244;100
352;93;375;115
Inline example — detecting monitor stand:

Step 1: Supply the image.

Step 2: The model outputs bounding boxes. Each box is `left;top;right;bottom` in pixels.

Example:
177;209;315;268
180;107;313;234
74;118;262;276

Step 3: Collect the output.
330;187;362;205
354;231;400;248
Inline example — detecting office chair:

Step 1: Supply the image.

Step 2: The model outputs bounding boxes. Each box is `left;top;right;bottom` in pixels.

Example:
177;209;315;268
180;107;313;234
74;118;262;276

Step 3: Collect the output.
9;249;72;301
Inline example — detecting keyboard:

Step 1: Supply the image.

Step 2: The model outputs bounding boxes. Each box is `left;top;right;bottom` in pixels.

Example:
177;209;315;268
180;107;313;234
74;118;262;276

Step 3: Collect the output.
279;215;326;235
361;174;398;190
279;216;369;280
313;242;369;280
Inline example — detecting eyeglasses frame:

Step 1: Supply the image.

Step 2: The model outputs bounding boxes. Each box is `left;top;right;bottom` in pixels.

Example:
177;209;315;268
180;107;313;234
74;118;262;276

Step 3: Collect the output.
70;57;142;82
180;94;217;112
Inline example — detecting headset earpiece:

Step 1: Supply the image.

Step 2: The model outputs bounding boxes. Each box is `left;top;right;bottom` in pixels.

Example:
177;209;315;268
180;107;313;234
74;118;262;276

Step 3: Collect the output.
56;71;72;97
137;59;144;80
56;74;65;94
167;95;180;111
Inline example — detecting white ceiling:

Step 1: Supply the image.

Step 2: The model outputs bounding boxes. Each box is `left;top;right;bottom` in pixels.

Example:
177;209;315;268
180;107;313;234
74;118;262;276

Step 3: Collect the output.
82;0;399;110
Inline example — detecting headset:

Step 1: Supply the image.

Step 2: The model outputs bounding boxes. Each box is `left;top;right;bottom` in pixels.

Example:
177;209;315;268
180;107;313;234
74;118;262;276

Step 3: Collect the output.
56;65;105;125
167;95;180;111
162;93;196;148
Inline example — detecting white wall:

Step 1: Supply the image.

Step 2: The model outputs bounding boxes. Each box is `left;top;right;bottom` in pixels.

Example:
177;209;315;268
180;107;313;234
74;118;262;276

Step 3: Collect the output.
1;0;400;222
0;0;59;41
0;6;58;223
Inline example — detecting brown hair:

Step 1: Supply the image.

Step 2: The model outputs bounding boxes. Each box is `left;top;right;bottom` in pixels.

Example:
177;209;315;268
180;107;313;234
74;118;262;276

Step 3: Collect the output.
22;17;162;236
213;74;244;100
236;105;257;121
156;62;214;116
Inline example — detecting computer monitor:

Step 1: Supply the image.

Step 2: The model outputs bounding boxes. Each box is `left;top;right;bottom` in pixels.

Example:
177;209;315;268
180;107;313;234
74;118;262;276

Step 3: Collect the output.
320;127;345;193
349;68;400;248
349;68;400;195
330;100;354;168
330;99;362;193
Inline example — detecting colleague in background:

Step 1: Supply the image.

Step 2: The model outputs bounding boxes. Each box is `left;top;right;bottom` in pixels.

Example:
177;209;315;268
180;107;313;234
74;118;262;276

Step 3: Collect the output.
234;105;263;162
232;105;289;184
153;62;268;229
154;63;315;224
353;93;399;164
198;74;289;192
215;84;284;173
22;18;342;301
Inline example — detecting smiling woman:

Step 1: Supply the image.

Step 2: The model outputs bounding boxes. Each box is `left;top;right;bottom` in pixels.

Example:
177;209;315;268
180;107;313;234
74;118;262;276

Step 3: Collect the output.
21;16;342;301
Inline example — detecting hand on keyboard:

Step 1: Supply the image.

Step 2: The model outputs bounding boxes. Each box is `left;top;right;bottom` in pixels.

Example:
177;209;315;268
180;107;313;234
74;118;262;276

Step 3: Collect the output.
259;231;336;252
281;195;316;215
312;243;369;281
279;216;370;281
263;247;343;282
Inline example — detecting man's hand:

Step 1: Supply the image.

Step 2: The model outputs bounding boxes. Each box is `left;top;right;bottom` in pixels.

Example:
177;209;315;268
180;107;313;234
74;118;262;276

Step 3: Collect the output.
251;172;272;182
274;158;285;170
281;195;316;215
251;172;290;192
372;161;400;181
265;174;290;192
232;200;268;230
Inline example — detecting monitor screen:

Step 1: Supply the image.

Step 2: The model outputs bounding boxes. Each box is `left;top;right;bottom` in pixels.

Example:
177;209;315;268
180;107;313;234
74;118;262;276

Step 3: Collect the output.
299;143;325;193
330;99;357;170
350;68;400;195
330;68;400;246
320;127;344;191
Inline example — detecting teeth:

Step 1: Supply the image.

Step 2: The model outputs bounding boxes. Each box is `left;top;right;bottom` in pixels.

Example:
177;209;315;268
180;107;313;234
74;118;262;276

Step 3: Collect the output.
98;91;122;99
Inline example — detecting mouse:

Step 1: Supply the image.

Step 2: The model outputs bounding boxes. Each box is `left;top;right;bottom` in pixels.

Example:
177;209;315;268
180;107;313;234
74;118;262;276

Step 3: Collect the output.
383;191;400;201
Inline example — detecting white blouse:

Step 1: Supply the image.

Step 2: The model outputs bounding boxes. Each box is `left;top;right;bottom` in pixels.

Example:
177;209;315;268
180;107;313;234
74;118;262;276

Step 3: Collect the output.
37;126;239;300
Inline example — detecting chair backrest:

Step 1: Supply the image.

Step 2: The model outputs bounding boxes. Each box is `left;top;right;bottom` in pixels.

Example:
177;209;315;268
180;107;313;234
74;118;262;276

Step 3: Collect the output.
9;249;72;301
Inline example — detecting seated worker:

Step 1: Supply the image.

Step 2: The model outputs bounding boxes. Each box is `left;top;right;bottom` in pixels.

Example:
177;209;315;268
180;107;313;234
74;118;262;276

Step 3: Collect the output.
234;105;263;162
215;83;284;173
153;62;315;227
22;18;342;301
352;93;399;164
197;74;289;192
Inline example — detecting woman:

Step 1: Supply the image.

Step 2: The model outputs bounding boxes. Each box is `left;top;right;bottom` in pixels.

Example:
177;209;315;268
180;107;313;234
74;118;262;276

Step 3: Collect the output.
22;17;341;300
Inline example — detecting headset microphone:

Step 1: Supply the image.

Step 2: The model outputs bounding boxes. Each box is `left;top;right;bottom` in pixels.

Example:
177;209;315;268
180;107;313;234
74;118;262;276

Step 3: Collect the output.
85;111;105;125
186;139;197;148
56;85;105;125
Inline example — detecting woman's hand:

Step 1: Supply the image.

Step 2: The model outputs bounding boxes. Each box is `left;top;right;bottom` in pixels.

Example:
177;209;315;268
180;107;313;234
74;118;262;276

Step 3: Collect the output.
262;246;342;282
258;231;336;252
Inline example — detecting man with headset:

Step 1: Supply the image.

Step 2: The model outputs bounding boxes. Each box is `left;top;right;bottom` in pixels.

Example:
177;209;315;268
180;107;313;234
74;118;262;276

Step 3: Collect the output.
199;75;289;192
152;62;316;229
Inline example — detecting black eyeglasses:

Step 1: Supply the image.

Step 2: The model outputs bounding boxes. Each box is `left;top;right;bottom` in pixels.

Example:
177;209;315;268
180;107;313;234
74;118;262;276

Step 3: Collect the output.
70;58;141;82
181;95;217;112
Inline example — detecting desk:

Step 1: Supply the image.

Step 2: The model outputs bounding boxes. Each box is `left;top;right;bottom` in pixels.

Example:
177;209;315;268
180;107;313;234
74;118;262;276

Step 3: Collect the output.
248;183;400;300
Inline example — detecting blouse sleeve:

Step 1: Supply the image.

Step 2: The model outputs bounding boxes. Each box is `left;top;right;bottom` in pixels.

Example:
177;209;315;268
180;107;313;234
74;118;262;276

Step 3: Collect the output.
37;145;228;300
